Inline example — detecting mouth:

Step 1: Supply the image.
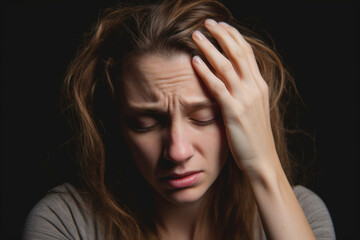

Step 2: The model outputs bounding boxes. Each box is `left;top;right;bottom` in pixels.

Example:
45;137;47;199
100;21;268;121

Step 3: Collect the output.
160;171;202;189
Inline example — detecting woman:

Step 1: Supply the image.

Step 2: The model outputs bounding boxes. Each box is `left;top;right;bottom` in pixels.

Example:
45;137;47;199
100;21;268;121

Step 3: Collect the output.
23;0;335;239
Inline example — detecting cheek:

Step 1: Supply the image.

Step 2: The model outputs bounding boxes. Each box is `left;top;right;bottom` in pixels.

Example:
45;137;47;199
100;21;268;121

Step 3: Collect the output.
123;131;161;176
195;122;228;166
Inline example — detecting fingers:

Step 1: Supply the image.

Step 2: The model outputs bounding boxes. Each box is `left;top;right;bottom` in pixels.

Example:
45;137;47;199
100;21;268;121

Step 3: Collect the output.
192;55;232;108
218;22;267;89
214;22;270;121
192;30;241;95
200;19;254;85
192;19;270;109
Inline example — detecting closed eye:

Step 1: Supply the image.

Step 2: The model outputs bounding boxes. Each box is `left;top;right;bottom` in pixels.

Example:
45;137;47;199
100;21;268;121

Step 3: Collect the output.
189;105;220;126
191;116;218;126
131;123;158;132
125;115;162;133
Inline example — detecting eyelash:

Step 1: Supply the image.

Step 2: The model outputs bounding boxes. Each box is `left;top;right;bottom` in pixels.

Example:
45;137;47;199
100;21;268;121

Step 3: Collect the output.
133;118;217;132
131;123;158;132
130;114;218;133
191;117;217;126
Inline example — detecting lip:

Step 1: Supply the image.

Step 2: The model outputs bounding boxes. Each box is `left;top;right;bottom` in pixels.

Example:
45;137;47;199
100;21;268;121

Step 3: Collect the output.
160;171;202;189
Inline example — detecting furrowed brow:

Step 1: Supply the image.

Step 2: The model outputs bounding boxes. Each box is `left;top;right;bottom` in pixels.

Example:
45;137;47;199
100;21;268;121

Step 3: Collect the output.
181;100;217;111
124;102;167;115
124;99;217;115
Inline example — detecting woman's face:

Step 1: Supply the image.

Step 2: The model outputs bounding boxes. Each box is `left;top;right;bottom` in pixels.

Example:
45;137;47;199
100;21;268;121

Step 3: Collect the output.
121;52;228;205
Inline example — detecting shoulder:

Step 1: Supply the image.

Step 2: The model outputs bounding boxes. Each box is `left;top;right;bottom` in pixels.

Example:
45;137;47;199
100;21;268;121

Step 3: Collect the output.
23;183;104;240
293;185;336;239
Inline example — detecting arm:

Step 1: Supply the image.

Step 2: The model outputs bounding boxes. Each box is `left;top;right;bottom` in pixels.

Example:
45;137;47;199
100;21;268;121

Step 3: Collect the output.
192;19;316;240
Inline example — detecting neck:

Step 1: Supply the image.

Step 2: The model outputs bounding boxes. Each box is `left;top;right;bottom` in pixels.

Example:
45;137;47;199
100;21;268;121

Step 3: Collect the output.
154;193;212;240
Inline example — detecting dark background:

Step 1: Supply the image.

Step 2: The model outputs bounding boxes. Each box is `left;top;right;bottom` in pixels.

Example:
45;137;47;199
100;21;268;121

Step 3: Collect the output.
1;0;358;239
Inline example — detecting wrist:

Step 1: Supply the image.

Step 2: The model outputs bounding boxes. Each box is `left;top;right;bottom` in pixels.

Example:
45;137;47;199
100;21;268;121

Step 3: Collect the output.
241;154;287;190
243;155;316;240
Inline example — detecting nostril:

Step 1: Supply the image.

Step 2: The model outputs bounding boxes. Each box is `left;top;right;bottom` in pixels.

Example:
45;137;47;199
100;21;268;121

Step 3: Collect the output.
164;138;194;163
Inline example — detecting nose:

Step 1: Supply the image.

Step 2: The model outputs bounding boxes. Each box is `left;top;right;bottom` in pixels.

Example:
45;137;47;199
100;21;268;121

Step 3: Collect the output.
163;122;194;163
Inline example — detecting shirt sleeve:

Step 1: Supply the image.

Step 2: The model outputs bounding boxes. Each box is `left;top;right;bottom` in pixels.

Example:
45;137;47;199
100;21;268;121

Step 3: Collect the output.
22;183;103;240
293;185;336;240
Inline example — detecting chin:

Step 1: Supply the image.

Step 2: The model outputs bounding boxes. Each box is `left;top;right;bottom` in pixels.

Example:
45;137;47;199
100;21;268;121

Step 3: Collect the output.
161;184;210;205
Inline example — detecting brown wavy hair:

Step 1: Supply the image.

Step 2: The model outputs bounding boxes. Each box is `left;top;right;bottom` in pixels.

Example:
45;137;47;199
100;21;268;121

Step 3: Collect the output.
62;0;296;239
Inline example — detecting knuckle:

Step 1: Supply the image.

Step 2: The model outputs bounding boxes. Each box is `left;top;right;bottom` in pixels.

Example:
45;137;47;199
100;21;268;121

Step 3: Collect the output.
218;60;233;74
231;47;246;61
214;81;227;93
243;42;253;53
228;25;241;36
205;74;222;90
229;25;240;35
233;47;245;59
234;43;252;60
212;81;228;99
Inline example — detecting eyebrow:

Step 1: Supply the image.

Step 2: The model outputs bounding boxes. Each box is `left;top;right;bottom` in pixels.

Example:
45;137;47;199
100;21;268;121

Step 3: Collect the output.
124;99;217;115
181;100;217;111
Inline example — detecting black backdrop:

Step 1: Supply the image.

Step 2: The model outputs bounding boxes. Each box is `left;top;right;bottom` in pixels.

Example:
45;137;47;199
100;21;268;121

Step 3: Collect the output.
1;0;358;239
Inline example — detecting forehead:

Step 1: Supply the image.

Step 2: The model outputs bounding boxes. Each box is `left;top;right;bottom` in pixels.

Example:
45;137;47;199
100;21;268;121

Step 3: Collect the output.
122;52;211;107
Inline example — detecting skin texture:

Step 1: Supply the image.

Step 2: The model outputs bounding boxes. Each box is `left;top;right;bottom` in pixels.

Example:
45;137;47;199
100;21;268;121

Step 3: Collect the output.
121;19;316;239
121;53;228;239
191;19;316;240
121;52;228;205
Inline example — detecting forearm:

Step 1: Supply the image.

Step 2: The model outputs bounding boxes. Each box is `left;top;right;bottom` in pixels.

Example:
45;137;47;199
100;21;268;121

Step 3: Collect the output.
246;158;316;240
190;19;316;239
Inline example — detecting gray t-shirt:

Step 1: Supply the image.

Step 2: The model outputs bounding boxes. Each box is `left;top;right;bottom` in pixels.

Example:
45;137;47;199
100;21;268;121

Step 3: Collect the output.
23;183;336;239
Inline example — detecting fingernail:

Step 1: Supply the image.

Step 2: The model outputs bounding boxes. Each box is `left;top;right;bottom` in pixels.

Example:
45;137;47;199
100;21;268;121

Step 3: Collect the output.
193;55;202;65
205;19;217;27
193;30;205;40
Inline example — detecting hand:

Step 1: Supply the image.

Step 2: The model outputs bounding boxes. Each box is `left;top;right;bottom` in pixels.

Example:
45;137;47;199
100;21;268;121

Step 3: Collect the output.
192;20;317;239
191;19;280;177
